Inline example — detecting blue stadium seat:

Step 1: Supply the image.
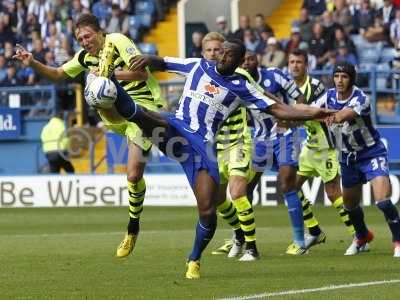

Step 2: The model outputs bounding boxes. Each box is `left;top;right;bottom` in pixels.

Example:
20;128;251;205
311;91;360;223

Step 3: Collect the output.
135;0;156;15
136;13;153;28
380;47;397;63
357;44;382;64
376;62;391;90
138;43;158;55
129;15;142;40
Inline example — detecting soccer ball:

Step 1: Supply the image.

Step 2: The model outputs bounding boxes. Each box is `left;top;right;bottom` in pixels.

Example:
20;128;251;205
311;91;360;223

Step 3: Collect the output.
84;75;117;109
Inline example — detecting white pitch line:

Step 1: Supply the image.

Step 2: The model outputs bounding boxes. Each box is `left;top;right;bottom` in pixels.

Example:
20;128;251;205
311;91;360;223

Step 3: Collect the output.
219;279;400;300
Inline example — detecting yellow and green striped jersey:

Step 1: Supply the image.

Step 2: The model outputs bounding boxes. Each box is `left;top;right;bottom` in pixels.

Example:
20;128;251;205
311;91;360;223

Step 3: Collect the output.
216;67;262;150
62;33;165;109
300;75;334;150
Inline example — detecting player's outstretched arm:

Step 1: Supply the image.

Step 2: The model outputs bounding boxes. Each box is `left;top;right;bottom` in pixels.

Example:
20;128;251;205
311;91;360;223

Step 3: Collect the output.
325;108;358;126
268;102;336;121
129;55;166;72
13;44;67;82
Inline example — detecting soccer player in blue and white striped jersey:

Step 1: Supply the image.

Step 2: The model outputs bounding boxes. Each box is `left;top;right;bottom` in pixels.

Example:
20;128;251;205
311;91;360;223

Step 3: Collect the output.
314;62;400;257
110;39;335;278
242;51;309;255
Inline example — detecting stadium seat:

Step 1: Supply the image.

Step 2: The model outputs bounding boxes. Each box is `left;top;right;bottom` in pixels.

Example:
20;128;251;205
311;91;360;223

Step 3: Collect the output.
138;43;158;55
129;16;142;40
376;62;391;90
135;0;156;15
136;13;153;28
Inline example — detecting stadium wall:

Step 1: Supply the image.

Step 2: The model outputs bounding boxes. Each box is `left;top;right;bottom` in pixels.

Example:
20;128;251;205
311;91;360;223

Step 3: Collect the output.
0;173;399;208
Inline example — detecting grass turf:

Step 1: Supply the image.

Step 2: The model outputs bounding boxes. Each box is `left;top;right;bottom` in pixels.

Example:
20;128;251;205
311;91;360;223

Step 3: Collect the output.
1;206;400;299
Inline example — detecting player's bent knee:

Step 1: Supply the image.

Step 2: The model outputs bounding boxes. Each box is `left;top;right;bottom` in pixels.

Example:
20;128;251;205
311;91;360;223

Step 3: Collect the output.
127;172;144;184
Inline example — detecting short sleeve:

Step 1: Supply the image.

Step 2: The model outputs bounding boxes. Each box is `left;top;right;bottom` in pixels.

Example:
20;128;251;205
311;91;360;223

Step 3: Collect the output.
237;80;276;111
163;57;200;76
108;33;141;67
346;94;370;115
311;91;328;108
62;50;86;78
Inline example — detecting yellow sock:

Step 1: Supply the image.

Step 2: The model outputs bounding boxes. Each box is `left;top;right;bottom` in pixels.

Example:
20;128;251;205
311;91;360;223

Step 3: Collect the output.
333;196;355;236
298;190;319;228
128;178;146;220
233;196;256;242
217;198;241;230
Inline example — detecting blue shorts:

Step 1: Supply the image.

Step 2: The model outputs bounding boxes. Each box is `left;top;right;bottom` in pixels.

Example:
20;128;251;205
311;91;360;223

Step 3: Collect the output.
340;142;389;188
159;115;219;188
252;132;299;172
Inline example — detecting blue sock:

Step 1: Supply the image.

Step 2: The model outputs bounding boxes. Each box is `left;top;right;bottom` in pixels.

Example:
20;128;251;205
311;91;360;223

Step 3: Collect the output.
111;77;142;122
188;218;217;261
377;199;400;242
345;205;369;239
284;191;305;247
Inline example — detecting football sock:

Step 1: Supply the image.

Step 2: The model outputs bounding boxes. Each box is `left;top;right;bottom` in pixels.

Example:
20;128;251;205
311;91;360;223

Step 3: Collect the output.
332;196;355;236
112;78;142;122
188;216;217;261
345;205;369;239
285;191;305;247
298;190;321;236
233;196;256;244
377;199;400;242
217;198;244;241
127;178;146;235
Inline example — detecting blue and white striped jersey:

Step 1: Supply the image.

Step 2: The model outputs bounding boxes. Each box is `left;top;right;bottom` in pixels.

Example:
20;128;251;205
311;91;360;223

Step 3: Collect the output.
249;67;302;141
312;87;381;153
163;57;276;142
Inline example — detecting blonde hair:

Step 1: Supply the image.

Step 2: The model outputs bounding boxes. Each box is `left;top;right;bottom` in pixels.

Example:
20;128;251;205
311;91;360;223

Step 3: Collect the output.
202;32;225;48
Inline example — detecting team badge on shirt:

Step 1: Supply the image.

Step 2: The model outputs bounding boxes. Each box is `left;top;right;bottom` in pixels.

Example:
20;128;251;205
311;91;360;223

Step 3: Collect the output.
126;46;136;55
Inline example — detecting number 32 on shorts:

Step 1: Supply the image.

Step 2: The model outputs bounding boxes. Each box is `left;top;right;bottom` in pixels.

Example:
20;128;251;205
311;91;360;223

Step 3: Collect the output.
371;157;388;171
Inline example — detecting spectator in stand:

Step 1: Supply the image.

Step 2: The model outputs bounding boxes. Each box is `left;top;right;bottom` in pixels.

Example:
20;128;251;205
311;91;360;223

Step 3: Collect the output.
41;11;62;41
354;0;376;34
215;15;232;39
17;62;36;85
309;22;331;68
292;8;314;43
285;27;302;56
333;0;354;34
24;12;41;40
4;1;18;36
321;10;340;48
261;37;286;68
390;8;400;47
299;41;318;70
92;0;112;29
3;41;14;62
255;28;273;55
70;0;84;21
32;38;48;64
364;14;389;42
0;62;21;87
333;26;357;55
0;55;7;82
253;13;274;40
233;15;251;41
302;0;327;17
54;36;73;66
106;4;129;35
378;0;396;27
336;41;358;65
243;29;260;52
15;0;27;40
0;18;15;47
187;31;204;58
55;0;71;27
27;0;52;25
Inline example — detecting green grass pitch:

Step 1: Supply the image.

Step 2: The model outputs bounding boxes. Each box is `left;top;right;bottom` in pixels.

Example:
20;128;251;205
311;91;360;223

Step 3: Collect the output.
1;206;400;299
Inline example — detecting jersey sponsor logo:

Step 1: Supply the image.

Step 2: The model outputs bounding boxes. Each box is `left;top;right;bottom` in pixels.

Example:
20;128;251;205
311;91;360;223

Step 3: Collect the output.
204;83;220;96
184;90;229;115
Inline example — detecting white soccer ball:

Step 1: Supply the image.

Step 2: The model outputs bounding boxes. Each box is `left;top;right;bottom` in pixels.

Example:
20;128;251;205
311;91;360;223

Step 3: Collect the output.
84;75;117;109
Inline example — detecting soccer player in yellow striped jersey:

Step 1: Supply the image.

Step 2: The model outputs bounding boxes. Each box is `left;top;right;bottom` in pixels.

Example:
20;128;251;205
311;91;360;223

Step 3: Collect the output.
288;49;357;254
13;14;166;257
201;32;259;261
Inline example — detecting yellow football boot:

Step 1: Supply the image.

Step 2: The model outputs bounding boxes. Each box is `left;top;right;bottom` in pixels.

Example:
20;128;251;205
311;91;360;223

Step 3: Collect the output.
286;243;308;255
116;233;137;258
185;260;200;279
